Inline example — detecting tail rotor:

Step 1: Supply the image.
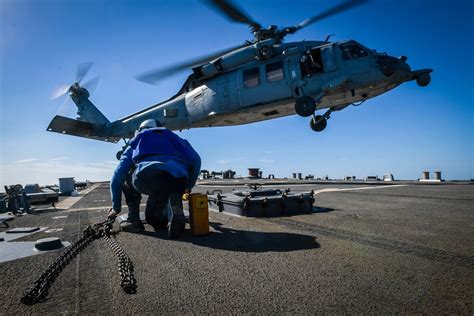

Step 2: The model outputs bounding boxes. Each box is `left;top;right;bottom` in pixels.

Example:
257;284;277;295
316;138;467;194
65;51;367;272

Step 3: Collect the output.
50;63;100;117
50;62;99;100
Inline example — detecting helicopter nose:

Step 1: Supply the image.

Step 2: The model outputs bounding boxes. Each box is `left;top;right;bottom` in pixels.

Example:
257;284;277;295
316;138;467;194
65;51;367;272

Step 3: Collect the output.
398;56;411;72
376;54;410;77
376;55;399;76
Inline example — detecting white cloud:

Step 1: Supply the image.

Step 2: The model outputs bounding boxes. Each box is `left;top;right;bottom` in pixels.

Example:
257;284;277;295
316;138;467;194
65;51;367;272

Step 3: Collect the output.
14;158;39;164
29;161;116;173
102;160;119;165
48;157;70;161
259;159;275;163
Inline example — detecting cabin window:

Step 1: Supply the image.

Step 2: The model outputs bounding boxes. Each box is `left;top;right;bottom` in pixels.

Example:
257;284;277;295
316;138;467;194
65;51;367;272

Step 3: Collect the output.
243;67;260;88
339;42;369;60
266;61;284;82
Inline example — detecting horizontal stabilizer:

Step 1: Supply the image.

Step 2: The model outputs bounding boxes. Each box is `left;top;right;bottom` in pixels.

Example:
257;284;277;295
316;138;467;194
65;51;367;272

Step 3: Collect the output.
47;115;119;143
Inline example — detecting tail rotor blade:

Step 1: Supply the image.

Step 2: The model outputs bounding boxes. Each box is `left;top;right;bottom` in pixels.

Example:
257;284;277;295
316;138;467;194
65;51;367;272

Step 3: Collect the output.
76;62;93;83
83;76;100;95
50;84;71;100
55;94;74;117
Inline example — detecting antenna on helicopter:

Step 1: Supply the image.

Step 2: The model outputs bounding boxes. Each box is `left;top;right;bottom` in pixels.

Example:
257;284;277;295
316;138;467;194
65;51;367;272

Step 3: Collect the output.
325;34;336;43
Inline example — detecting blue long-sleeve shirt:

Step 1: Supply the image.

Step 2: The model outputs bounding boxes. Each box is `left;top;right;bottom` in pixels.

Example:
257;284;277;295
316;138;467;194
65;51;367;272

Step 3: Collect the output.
110;128;201;212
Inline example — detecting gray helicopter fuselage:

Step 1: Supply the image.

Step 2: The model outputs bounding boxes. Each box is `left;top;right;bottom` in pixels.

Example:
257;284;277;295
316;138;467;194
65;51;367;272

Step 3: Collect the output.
49;39;429;142
110;39;422;139
47;0;433;143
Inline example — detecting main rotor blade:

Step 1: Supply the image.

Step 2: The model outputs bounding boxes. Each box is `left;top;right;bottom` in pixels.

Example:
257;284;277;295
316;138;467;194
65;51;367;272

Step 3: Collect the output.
294;0;368;31
50;83;70;100
135;44;242;85
204;0;261;31
75;62;93;83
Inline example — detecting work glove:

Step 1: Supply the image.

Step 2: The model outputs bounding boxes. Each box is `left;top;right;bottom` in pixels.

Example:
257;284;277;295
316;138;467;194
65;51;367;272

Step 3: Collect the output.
107;208;119;219
182;189;191;201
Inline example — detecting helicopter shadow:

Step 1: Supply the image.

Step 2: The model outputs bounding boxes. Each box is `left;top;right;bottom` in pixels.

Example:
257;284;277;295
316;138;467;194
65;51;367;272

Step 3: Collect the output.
140;222;319;253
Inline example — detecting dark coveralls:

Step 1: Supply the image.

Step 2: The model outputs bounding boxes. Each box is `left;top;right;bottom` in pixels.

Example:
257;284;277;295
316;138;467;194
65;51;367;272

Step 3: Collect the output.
110;127;201;227
122;173;142;223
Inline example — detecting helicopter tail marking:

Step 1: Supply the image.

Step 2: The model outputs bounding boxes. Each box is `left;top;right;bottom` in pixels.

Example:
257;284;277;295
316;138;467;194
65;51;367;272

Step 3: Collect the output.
46;115;120;143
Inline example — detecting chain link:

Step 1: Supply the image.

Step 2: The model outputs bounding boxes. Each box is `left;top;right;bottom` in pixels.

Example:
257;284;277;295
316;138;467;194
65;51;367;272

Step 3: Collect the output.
21;218;137;305
103;224;137;294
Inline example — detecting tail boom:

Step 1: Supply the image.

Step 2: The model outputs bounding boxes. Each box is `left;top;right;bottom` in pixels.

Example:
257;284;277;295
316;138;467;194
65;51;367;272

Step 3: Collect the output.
46;115;120;143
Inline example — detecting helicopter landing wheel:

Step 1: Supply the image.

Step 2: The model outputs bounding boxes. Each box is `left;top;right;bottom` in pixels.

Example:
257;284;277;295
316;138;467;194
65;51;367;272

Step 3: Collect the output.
295;96;316;117
310;115;327;132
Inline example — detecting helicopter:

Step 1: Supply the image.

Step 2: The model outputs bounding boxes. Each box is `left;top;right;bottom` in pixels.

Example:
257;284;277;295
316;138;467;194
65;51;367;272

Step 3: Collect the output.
47;0;432;143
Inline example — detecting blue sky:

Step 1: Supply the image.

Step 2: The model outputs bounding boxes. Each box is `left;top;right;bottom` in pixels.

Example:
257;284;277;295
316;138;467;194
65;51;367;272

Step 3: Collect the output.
1;0;473;189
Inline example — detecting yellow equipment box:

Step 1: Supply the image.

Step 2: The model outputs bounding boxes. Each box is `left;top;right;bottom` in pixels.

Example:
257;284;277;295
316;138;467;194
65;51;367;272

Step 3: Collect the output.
188;193;209;236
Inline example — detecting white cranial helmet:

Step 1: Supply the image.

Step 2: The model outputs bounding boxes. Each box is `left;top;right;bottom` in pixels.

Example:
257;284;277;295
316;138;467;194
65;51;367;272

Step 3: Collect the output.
138;119;158;131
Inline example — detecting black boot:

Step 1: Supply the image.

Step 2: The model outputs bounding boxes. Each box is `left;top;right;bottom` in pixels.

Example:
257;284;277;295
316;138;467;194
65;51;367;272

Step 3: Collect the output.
120;221;144;233
168;193;185;239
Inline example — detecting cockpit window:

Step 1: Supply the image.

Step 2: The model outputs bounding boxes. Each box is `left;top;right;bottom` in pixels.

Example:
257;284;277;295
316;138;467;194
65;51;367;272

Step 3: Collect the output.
339;42;369;60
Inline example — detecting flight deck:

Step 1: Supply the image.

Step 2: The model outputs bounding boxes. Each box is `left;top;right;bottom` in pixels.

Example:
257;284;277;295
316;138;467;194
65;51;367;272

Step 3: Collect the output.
1;180;473;314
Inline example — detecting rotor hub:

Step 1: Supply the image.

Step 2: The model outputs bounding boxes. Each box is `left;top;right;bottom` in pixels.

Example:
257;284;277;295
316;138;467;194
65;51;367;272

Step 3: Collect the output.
69;82;90;99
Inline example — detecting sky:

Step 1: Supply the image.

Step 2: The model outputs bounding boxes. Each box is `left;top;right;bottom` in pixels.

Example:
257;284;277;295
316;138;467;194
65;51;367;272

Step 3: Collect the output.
0;0;473;190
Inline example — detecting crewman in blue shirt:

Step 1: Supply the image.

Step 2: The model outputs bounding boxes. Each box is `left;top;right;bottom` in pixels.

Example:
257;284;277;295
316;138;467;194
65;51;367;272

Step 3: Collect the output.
107;119;201;239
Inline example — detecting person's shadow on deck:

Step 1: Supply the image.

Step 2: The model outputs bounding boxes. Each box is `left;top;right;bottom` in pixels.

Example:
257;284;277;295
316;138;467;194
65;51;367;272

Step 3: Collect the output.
140;222;319;253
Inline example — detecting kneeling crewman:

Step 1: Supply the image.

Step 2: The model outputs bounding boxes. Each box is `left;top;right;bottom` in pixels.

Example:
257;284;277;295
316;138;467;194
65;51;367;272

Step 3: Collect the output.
108;119;201;239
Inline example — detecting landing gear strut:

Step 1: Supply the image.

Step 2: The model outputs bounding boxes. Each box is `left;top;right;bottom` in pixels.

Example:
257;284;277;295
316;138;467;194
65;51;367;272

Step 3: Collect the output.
310;108;332;132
